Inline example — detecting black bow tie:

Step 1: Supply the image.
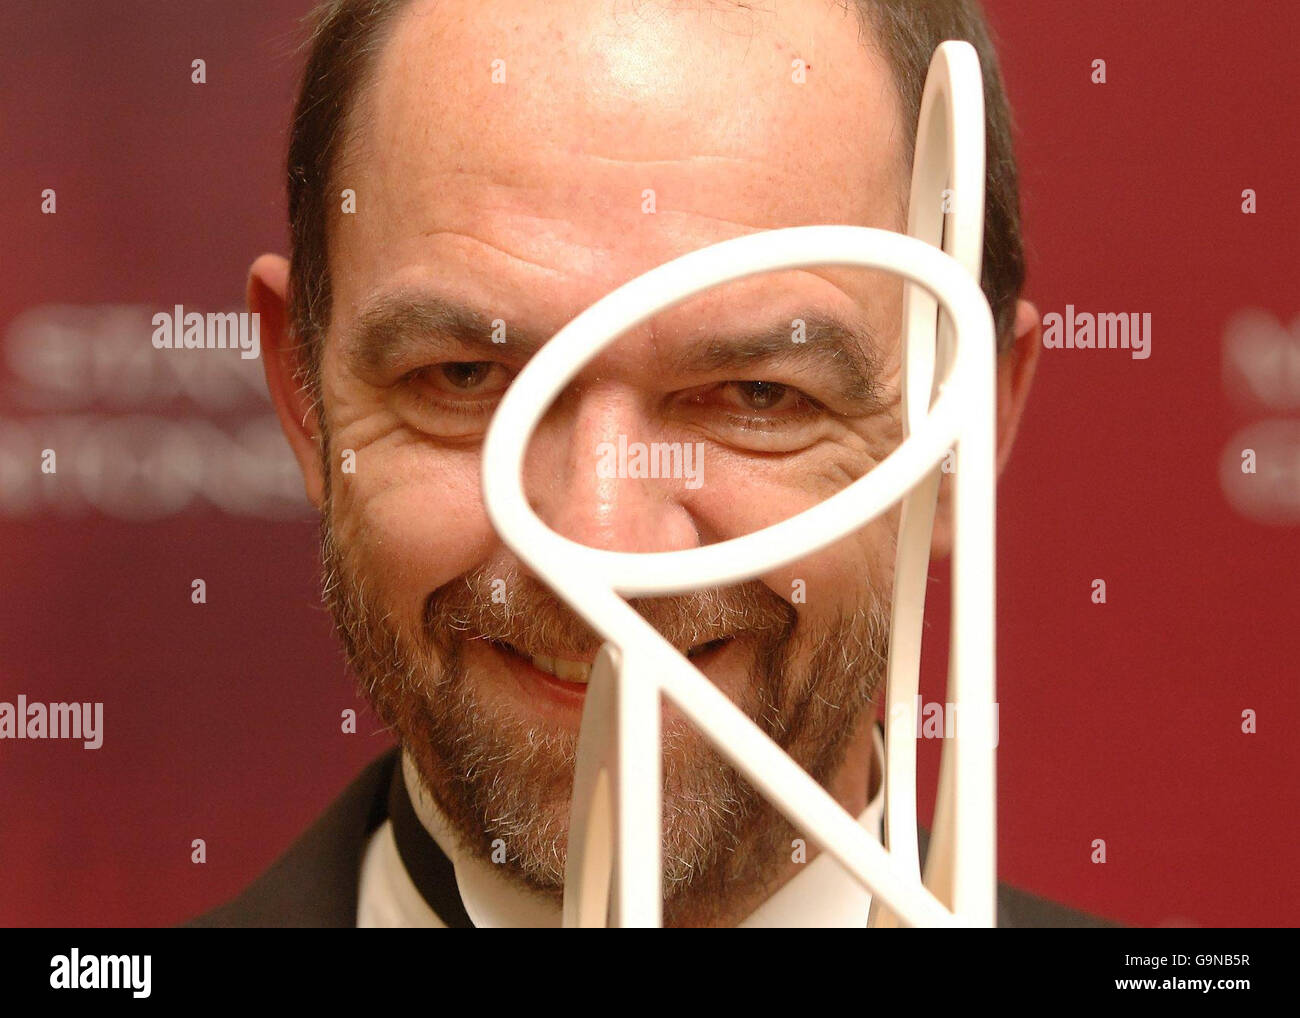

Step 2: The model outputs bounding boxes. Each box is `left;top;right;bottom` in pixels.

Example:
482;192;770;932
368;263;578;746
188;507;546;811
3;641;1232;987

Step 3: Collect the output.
386;758;475;928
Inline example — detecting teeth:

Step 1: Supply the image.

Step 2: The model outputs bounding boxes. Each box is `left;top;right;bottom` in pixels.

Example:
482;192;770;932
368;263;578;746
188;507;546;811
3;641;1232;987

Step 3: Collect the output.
530;653;592;684
524;640;728;683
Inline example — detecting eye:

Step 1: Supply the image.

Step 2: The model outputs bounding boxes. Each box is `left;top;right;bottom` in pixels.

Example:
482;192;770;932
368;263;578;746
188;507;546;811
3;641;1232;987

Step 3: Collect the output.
396;361;515;437
672;379;827;453
725;381;797;412
427;361;508;394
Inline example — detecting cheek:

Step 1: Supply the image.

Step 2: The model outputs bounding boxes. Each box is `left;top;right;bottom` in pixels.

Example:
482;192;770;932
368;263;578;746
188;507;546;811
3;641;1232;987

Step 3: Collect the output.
331;441;497;625
763;517;898;621
682;454;899;619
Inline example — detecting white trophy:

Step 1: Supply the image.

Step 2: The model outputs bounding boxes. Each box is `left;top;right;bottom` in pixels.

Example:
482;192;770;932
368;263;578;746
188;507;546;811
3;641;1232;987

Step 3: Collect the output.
482;41;997;928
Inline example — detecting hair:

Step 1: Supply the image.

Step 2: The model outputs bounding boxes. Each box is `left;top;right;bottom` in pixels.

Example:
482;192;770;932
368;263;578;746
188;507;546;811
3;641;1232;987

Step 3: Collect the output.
285;0;1025;402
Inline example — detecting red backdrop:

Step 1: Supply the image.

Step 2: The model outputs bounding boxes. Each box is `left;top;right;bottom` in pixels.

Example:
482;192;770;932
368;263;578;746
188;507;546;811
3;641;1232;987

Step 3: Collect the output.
1;0;1296;927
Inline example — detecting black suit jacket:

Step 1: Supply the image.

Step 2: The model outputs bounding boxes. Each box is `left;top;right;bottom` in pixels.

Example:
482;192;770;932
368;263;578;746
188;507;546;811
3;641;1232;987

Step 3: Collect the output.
187;747;1115;929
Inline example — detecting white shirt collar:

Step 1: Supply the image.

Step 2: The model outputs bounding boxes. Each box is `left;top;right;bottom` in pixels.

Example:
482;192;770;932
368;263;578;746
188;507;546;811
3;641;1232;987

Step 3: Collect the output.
358;726;885;928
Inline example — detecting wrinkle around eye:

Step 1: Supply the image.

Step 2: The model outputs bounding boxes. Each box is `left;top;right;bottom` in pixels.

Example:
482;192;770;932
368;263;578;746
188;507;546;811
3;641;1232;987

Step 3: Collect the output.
329;406;416;461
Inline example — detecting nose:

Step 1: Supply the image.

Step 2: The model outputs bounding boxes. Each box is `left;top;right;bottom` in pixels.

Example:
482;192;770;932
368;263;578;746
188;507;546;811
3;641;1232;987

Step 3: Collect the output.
524;382;702;555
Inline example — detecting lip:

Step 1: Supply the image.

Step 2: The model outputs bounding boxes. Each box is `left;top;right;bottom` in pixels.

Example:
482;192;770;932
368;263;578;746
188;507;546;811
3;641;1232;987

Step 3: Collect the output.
486;637;735;718
490;640;592;710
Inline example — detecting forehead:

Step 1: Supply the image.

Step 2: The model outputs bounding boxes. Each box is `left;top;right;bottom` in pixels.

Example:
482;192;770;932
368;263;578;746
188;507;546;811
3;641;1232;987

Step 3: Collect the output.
330;0;907;354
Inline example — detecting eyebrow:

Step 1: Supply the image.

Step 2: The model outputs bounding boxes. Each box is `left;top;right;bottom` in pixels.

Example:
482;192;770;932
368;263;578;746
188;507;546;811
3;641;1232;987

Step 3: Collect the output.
667;312;886;414
344;293;886;414
343;293;551;378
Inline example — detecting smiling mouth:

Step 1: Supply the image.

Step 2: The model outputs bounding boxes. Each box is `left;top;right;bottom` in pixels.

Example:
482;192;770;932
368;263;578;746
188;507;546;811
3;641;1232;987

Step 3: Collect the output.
488;637;733;685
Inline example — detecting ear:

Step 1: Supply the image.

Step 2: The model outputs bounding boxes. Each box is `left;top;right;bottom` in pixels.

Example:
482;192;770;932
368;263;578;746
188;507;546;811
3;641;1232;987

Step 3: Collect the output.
930;298;1041;558
249;253;326;509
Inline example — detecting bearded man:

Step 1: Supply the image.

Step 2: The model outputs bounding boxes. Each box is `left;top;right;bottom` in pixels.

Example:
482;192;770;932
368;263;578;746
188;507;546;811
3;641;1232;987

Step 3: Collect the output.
191;0;1109;928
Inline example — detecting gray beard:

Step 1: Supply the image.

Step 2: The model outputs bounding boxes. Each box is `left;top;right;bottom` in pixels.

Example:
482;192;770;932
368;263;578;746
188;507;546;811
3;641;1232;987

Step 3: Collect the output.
319;487;891;926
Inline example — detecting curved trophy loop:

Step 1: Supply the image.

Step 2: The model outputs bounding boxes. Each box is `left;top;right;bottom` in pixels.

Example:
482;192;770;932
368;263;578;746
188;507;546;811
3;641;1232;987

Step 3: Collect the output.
481;216;996;927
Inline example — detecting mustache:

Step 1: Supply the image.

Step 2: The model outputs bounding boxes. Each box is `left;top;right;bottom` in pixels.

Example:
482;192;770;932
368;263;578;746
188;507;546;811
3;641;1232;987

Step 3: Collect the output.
424;563;796;660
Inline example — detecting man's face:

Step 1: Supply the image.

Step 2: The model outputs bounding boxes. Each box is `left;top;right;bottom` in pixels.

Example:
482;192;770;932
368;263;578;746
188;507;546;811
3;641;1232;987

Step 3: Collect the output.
316;0;910;922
